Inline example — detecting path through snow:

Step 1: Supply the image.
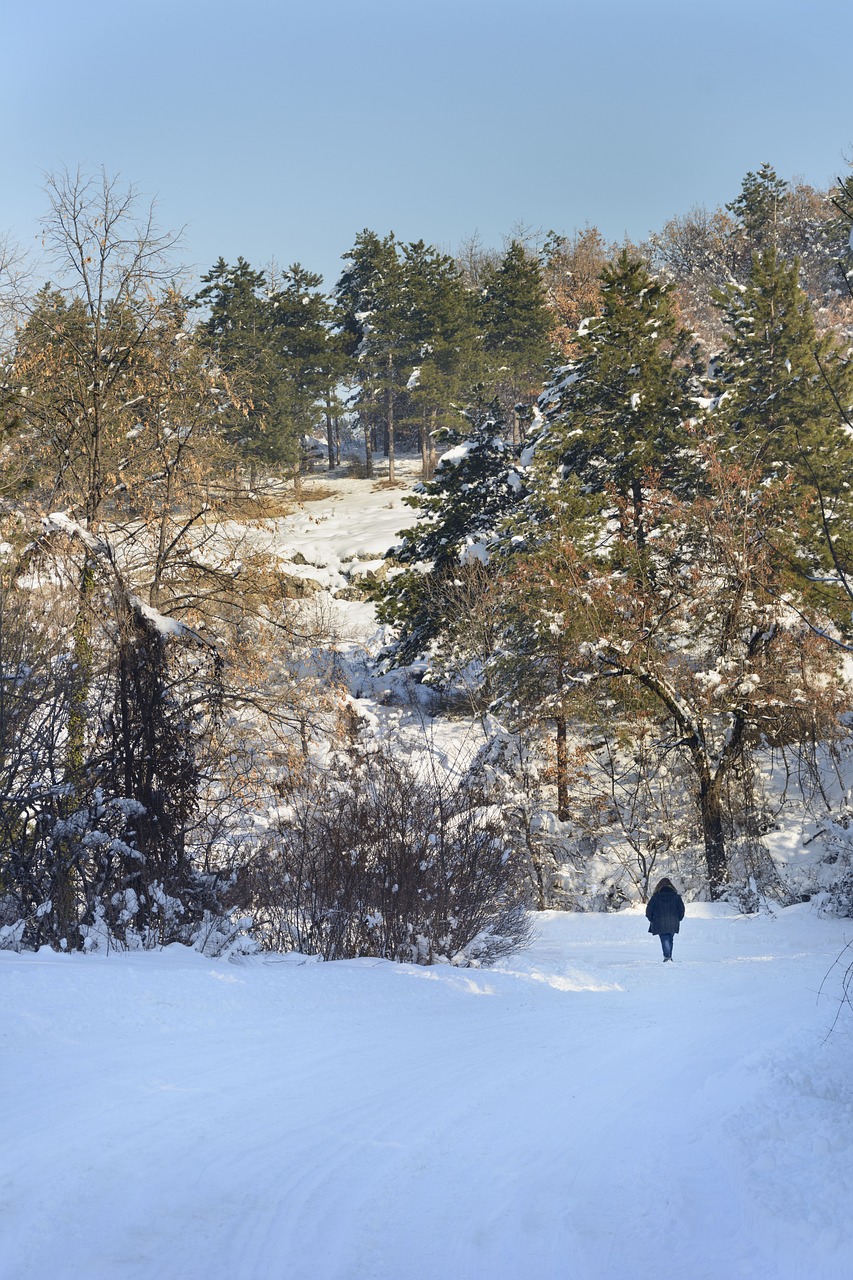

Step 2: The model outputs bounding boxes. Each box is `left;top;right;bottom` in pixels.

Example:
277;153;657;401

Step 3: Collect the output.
3;906;853;1280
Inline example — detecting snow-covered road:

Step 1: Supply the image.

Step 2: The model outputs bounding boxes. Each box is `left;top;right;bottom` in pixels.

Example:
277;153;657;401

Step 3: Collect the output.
3;906;852;1280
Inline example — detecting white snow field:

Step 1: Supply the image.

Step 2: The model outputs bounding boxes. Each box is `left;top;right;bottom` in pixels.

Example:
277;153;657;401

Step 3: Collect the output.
3;905;853;1280
229;459;423;594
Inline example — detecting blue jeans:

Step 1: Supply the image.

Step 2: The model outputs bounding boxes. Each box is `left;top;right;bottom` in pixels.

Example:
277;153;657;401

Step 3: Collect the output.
659;933;674;959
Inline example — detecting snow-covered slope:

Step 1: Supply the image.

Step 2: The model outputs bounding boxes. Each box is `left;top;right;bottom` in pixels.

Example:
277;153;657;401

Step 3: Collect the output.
3;906;852;1280
236;459;421;592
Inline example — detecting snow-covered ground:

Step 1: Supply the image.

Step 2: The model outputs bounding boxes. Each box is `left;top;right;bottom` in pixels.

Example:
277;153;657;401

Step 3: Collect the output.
232;458;422;595
3;906;853;1280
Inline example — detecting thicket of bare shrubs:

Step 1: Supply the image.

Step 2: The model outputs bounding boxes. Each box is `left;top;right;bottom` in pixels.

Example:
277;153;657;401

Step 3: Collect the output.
248;744;532;965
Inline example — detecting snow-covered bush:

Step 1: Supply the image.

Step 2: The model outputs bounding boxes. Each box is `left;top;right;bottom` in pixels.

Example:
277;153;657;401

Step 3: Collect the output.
249;743;532;965
810;816;853;918
463;722;564;909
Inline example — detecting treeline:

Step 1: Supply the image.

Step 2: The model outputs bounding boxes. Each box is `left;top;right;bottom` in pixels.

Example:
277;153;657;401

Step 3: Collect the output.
0;160;852;959
192;232;552;479
187;161;853;483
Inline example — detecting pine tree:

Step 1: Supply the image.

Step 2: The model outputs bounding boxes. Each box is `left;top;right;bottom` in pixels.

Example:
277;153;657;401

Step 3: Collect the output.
376;401;521;665
726;162;789;254
713;247;853;482
336;230;407;477
534;250;699;553
194;256;342;471
479;241;554;440
713;247;853;599
337;233;481;480
398;240;479;475
193;257;300;466
269;262;346;465
830;161;853;292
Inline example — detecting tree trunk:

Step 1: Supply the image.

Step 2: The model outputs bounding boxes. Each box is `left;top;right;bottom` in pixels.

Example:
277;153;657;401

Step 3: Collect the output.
556;715;569;820
325;393;335;471
528;839;548;911
629;476;647;556
420;416;429;478
364;418;373;478
698;770;728;895
386;356;396;482
510;405;520;446
56;556;97;947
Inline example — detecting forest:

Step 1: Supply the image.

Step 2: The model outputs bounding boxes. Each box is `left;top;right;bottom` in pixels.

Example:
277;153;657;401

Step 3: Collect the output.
2;160;853;960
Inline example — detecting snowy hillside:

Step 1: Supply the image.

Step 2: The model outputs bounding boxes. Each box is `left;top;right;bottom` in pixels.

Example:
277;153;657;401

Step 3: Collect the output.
3;906;852;1280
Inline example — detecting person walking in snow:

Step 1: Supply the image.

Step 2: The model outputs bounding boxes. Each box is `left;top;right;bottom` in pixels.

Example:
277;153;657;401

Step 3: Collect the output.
645;878;685;962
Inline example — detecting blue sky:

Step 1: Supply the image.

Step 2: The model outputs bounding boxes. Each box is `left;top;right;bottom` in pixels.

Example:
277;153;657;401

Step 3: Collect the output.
4;0;851;288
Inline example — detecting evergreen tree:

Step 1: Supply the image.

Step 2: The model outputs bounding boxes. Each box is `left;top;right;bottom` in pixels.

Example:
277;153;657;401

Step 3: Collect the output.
195;257;268;344
337;233;479;479
726;162;789;254
193;257;300;466
336;230;400;360
534;250;699;552
713;247;853;599
713;247;853;483
830;161;853;289
398;240;479;475
479;240;554;439
195;257;339;469
336;230;406;477
376;401;521;664
832;162;853;230
269;262;347;465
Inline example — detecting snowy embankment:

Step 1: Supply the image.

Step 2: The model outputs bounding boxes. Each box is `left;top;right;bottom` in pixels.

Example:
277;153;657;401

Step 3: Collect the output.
3;906;853;1280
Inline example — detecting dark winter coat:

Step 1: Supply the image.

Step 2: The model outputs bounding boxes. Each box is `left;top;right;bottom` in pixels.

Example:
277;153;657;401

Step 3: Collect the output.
645;886;685;936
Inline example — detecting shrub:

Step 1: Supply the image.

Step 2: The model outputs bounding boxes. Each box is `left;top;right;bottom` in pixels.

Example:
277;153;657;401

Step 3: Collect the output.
249;744;531;965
